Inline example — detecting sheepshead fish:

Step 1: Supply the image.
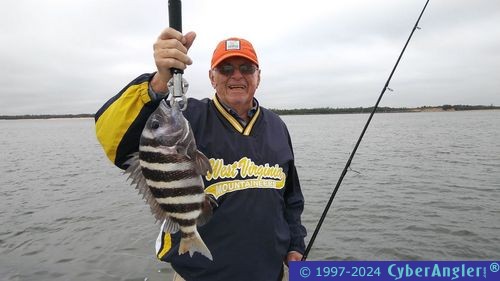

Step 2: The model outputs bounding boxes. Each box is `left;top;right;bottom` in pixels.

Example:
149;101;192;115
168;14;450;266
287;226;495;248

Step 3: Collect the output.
125;99;214;261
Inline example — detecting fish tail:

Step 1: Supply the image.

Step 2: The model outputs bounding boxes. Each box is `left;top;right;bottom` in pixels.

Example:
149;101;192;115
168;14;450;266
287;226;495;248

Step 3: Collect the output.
179;232;213;261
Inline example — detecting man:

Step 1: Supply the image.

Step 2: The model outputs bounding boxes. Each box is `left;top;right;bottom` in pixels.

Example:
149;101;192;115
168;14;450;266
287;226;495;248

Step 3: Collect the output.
95;28;306;281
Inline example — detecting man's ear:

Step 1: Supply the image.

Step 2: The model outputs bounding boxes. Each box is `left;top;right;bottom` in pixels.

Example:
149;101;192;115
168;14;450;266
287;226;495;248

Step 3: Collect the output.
256;69;261;89
209;70;216;88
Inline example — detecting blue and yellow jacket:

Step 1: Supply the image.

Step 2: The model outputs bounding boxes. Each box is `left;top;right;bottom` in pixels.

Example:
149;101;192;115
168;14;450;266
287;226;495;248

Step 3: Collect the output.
95;73;307;281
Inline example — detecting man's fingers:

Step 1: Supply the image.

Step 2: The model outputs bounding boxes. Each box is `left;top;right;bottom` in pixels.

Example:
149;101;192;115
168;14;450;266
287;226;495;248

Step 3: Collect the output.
157;28;195;50
184;31;196;50
154;38;188;55
154;48;192;66
156;57;188;71
154;28;196;80
158;27;183;41
152;28;195;92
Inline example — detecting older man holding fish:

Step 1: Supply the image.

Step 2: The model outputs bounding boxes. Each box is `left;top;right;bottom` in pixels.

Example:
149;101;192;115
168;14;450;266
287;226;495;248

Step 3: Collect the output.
95;27;306;281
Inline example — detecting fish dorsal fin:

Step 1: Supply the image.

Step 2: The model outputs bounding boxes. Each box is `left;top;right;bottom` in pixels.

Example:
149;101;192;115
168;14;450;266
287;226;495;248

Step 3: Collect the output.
197;195;218;227
124;153;166;222
194;150;212;175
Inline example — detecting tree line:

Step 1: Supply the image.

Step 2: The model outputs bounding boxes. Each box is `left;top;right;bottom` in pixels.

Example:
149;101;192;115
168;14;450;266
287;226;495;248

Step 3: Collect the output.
1;105;499;119
0;114;94;120
270;104;500;115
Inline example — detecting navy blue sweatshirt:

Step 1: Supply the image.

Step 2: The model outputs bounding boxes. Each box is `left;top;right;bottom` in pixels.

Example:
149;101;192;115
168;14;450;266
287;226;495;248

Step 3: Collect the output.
95;73;306;281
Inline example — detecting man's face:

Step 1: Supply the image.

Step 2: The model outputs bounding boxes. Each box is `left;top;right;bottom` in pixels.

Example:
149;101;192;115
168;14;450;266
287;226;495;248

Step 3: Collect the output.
209;57;261;112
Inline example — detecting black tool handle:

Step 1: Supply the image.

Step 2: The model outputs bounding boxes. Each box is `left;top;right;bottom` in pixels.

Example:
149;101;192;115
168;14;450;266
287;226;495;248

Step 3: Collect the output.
168;0;183;74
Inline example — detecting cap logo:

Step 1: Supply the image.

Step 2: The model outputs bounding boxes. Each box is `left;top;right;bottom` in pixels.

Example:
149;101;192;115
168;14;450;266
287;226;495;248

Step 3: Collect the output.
225;40;241;50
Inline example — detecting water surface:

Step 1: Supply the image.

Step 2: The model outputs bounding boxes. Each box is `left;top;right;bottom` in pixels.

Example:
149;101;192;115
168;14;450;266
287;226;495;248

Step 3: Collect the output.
1;111;499;280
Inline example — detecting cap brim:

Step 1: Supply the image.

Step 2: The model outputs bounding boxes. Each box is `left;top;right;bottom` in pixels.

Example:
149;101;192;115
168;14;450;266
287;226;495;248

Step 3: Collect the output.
212;53;259;69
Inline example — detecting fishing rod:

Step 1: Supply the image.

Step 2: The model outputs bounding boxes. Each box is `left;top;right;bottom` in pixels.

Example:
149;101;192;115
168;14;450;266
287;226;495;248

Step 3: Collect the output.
302;0;430;261
168;0;189;110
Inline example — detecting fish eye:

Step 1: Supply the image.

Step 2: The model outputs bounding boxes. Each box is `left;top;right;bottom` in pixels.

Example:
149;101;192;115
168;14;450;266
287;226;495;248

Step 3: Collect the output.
151;120;160;130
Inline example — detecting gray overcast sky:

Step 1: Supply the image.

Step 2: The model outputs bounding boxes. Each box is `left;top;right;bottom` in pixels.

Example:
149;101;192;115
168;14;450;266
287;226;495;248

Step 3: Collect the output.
1;0;499;115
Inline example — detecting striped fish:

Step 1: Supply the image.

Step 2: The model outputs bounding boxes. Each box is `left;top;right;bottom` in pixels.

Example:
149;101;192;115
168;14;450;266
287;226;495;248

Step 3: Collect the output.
125;99;214;261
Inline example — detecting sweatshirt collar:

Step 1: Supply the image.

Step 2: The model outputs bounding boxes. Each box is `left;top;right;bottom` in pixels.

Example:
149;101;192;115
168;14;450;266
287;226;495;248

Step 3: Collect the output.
213;95;260;136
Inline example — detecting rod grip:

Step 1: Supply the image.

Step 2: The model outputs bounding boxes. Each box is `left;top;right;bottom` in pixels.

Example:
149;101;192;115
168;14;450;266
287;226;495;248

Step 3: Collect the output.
168;0;182;33
168;0;183;74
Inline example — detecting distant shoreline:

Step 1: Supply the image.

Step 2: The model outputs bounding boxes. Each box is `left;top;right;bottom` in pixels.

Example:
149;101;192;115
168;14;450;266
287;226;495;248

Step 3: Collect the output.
0;114;95;120
271;104;500;115
1;105;499;120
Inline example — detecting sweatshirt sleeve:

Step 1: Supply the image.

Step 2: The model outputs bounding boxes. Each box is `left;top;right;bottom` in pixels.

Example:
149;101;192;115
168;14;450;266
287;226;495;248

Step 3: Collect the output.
283;129;307;254
284;161;307;253
95;73;160;169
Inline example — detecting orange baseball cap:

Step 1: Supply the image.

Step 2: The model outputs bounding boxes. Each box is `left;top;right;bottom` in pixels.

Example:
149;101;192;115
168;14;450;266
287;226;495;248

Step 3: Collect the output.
211;37;259;69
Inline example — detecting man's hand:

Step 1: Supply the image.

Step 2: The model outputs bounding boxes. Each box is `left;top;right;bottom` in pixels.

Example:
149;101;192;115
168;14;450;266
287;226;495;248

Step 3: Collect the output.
285;251;303;265
151;28;196;93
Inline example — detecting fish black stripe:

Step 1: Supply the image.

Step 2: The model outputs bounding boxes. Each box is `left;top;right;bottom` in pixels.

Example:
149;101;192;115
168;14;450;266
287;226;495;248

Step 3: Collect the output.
149;186;203;198
173;218;196;227
160;203;201;213
139;137;163;148
181;232;196;238
142;167;197;182
139;151;188;164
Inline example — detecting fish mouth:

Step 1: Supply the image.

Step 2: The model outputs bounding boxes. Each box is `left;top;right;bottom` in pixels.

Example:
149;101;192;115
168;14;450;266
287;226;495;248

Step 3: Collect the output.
159;99;182;114
159;99;171;111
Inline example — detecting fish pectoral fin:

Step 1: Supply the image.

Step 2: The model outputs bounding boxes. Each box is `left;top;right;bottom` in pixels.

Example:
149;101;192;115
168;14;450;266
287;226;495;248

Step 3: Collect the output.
175;145;189;158
163;217;180;233
194;150;212;175
197;195;217;227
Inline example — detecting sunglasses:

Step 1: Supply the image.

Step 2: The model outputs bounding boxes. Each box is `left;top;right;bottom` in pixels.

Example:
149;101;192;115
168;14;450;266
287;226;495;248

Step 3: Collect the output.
215;63;258;76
